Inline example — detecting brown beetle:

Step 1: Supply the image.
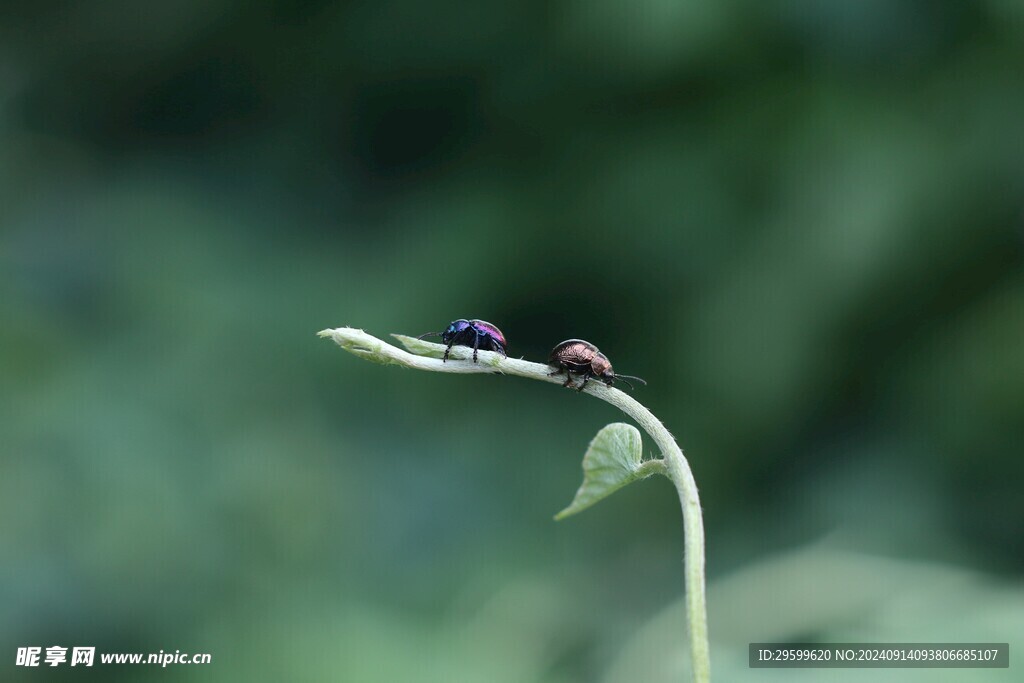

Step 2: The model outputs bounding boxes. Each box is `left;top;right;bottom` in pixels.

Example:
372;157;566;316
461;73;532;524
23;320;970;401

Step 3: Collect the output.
548;339;646;392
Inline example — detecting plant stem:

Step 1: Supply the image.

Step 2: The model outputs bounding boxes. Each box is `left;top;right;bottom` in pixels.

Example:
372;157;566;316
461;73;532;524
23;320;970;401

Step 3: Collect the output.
609;390;710;683
319;327;710;683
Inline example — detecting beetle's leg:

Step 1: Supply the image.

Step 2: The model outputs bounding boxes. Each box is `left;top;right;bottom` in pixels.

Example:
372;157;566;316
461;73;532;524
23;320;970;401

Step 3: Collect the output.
577;375;590;392
443;343;452;362
563;374;575;388
472;334;480;363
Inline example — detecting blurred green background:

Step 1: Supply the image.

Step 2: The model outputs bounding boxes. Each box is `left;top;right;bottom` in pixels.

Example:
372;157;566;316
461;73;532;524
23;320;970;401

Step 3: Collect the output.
2;1;1023;681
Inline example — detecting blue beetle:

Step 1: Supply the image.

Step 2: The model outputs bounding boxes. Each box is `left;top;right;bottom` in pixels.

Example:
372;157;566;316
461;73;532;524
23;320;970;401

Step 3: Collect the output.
418;319;507;363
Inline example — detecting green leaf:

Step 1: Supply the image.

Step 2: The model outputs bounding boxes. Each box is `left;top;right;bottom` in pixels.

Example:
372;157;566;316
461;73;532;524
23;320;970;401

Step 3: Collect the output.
555;423;667;520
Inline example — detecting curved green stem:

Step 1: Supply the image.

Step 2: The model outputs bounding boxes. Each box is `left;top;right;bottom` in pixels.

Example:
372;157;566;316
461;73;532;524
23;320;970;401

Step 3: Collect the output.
319;327;710;683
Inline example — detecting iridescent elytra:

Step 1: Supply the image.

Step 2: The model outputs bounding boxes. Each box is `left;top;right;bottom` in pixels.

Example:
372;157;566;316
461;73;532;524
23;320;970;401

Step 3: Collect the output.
418;319;507;363
548;339;646;392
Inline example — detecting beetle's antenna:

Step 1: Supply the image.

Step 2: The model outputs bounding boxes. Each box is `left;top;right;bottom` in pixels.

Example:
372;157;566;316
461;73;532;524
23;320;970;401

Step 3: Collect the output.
614;376;634;390
614;373;647;390
416;331;442;340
